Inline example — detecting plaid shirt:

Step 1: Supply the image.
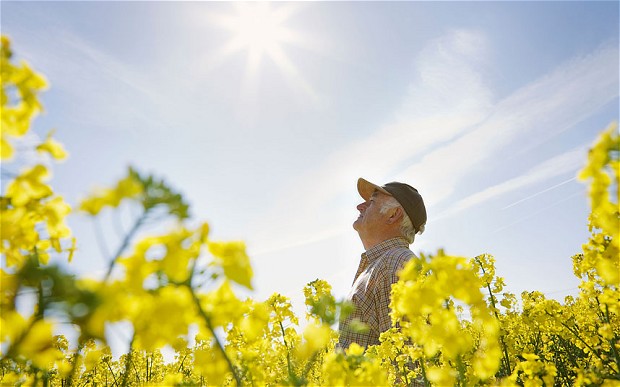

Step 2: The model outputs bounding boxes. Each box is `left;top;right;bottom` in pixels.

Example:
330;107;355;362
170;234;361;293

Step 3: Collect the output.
337;237;414;349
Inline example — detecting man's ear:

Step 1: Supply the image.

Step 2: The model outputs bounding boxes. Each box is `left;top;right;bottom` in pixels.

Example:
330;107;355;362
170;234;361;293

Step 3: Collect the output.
386;207;404;224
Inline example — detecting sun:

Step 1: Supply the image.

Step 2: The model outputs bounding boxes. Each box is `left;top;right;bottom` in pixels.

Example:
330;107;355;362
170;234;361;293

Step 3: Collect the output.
210;2;317;102
229;3;289;58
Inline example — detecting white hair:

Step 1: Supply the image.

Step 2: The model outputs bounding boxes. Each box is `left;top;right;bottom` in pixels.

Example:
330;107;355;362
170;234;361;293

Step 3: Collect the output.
380;196;424;244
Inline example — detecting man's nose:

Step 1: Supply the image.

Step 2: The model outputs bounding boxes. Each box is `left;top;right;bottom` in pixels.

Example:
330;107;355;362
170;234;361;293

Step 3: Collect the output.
357;202;367;211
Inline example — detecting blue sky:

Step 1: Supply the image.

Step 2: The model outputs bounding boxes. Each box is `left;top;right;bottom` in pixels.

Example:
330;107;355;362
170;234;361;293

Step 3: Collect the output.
3;1;619;320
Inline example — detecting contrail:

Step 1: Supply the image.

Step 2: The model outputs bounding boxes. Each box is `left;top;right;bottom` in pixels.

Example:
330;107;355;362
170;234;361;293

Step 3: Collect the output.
502;177;577;210
249;228;346;257
493;189;584;234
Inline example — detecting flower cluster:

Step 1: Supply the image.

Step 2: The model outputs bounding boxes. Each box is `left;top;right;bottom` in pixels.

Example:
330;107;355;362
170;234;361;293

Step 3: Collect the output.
2;36;619;386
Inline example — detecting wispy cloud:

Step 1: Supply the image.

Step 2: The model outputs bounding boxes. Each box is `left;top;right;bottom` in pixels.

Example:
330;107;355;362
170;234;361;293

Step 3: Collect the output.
436;146;587;219
490;189;584;234
249;29;495;252
11;23;173;136
502;177;576;210
251;32;618;254
395;43;618;208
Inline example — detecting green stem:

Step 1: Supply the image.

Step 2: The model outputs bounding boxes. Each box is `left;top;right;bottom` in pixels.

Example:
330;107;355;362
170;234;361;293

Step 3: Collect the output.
419;360;430;387
66;340;85;387
456;355;467;387
131;358;141;384
103;210;149;282
36;278;45;320
32;367;39;387
104;358;120;387
41;370;50;387
184;256;242;386
392;346;410;386
475;258;512;376
147;354;153;382
120;336;136;387
301;351;320;386
278;320;296;384
176;353;189;374
5;314;40;360
188;287;242;386
554;314;619;374
603;304;620;373
145;355;150;382
92;217;111;261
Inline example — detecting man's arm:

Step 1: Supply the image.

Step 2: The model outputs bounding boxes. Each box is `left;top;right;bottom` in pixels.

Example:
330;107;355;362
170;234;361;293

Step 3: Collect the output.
374;266;399;335
375;253;412;335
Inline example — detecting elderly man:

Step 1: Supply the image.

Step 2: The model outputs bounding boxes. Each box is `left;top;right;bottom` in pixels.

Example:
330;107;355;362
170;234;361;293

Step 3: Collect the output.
337;177;427;350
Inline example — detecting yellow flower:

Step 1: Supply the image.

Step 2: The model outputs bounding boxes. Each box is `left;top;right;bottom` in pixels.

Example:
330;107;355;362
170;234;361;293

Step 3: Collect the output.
35;239;51;264
79;188;111;215
1;136;13;160
6;164;53;206
41;196;72;239
238;301;270;342
199;280;246;327
17;319;60;369
56;358;73;378
159;231;197;283
119;252;156;292
194;346;230;386
0;310;26;343
298;322;332;359
346;342;365;356
208;241;253;289
84;348;103;371
67;236;77;262
426;365;457;386
1;36;48;161
596;257;619;285
161;373;183;386
79;171;143;215
36;130;68;160
114;174;143;202
133;286;195;352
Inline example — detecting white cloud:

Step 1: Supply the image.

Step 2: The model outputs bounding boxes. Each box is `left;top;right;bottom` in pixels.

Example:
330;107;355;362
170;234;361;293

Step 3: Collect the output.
395;43;618;208
437;146;587;219
250;34;618;255
248;29;494;252
12;25;173;135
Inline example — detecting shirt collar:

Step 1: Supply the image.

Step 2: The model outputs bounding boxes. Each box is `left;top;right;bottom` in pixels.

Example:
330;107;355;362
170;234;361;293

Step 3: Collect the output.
362;237;410;263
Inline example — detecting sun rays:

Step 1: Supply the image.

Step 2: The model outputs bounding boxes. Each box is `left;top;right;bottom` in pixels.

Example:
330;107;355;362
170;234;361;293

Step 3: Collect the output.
209;2;318;108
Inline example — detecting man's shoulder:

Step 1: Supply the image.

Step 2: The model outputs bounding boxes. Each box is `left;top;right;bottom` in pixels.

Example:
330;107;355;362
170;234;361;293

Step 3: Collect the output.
371;247;414;285
378;246;415;269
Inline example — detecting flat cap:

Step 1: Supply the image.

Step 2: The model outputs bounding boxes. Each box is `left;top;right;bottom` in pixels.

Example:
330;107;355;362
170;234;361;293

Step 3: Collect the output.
358;177;427;233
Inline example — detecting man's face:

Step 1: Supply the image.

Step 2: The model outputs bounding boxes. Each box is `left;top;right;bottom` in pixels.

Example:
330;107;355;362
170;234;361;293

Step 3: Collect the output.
353;191;391;237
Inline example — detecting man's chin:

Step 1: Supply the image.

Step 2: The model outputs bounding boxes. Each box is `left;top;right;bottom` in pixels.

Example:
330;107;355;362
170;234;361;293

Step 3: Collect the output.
352;219;361;231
